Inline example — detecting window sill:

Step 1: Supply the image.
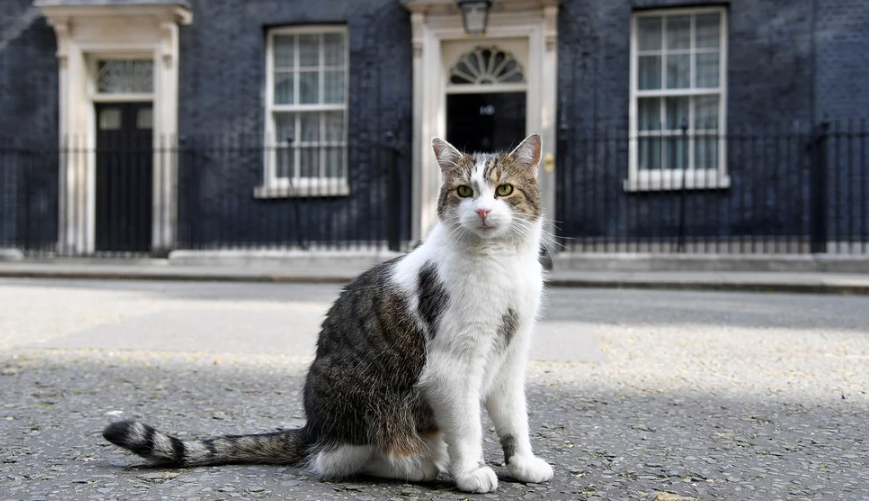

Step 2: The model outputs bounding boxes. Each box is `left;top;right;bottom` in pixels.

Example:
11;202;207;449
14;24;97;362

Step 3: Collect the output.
254;182;350;199
623;174;731;192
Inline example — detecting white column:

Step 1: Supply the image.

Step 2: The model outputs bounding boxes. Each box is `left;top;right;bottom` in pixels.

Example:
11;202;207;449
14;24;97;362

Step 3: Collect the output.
410;11;425;243
153;20;180;254
539;5;559;249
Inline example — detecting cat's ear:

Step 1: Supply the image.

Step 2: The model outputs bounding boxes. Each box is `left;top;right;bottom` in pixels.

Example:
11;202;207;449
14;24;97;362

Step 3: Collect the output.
431;137;463;172
508;133;542;176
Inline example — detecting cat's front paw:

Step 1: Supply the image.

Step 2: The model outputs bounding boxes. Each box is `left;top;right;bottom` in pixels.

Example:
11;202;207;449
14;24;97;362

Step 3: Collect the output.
454;465;498;493
507;455;554;483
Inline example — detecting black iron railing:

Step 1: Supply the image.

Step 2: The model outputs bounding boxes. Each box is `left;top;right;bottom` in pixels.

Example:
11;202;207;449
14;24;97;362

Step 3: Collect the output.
1;124;867;257
555;122;869;254
0;135;409;257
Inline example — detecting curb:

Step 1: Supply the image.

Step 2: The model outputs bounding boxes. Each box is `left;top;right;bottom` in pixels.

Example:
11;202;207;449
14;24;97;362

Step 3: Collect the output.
0;269;357;284
1;267;867;295
552;253;869;274
546;277;869;295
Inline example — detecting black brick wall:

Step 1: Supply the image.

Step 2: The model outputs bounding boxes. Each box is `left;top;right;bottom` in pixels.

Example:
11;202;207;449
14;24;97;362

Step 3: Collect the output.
555;0;867;246
174;0;413;247
814;0;869;122
0;0;58;248
1;0;866;251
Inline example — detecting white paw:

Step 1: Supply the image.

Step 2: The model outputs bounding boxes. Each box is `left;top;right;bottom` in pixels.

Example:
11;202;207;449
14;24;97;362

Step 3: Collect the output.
454;465;499;493
507;455;554;483
418;460;441;482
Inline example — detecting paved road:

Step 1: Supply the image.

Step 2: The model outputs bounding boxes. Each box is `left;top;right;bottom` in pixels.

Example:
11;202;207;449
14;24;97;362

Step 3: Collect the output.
0;279;867;500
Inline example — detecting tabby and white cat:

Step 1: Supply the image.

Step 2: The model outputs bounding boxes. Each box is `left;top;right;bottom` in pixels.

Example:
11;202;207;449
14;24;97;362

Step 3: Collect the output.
103;134;553;493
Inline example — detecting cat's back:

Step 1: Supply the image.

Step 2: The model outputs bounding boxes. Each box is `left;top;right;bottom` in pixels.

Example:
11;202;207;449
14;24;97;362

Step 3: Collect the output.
314;257;421;358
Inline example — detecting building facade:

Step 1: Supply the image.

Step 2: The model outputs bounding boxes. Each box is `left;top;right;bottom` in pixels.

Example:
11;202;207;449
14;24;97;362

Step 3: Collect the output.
1;0;867;256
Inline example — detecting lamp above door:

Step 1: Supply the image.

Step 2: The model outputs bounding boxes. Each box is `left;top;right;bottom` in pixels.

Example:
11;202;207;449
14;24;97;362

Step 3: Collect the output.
456;0;492;36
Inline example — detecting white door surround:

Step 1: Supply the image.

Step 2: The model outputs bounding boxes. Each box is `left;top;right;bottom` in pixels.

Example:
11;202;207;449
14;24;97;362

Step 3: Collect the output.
402;0;559;244
36;1;192;255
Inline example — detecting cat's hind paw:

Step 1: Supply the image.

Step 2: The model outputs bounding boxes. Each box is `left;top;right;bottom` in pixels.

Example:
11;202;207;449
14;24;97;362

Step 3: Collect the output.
454;465;498;493
507;455;554;484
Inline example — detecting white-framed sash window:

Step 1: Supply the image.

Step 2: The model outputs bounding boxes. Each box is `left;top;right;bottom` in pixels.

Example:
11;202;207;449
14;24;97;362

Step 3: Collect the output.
628;7;729;191
259;26;349;198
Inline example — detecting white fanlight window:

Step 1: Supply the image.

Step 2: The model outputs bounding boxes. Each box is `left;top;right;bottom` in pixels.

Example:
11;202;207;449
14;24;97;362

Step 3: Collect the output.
260;26;349;197
446;45;526;93
628;8;729;191
96;60;154;94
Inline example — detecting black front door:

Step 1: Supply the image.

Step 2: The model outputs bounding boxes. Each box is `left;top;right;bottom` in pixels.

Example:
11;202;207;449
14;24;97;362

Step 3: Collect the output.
95;102;153;253
446;92;526;153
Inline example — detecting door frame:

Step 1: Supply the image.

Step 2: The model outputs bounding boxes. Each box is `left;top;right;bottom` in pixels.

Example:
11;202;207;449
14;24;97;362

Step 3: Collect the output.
405;2;558;243
37;3;191;255
444;40;529;153
89;54;155;254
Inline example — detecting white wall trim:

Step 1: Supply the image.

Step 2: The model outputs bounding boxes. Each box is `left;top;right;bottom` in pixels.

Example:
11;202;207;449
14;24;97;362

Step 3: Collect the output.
628;7;728;192
406;4;558;243
261;25;350;198
37;2;191;255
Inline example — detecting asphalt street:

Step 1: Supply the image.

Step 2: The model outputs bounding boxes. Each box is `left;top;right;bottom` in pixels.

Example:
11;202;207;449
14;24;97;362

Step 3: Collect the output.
0;278;867;500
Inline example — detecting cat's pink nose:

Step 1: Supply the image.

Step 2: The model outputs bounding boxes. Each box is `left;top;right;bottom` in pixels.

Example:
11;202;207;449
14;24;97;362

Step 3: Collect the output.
476;208;491;220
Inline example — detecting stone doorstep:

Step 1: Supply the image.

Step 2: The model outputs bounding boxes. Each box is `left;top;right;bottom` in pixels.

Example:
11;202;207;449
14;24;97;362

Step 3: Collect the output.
0;248;24;261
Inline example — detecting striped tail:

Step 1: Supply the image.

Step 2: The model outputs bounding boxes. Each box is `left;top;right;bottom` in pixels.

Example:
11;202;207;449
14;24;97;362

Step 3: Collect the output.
102;420;308;467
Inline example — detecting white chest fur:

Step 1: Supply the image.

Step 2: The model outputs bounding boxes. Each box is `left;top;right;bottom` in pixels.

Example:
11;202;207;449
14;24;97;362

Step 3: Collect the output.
392;223;543;399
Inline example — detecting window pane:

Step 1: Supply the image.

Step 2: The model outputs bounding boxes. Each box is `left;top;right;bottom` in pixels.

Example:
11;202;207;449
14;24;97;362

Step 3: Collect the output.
323;33;345;66
299;71;319;104
694;95;719;130
300;112;320;143
274;71;294;105
666;16;690;50
99;108;122;130
276;147;295;179
666;54;689;88
663;135;688;170
274;112;296;143
665;96;689;130
638;98;661;131
324;111;344;141
696;14;721;49
323;70;345;104
695;135;719;170
273;35;294;69
97;60;154;93
638;138;661;171
325;147;345;178
638;56;661;90
274;113;296;178
637;17;662;51
299;147;319;178
298;34;320;68
695;52;720;88
136;107;153;129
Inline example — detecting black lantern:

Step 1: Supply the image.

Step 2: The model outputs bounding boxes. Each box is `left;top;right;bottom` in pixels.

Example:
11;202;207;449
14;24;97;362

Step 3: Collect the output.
457;0;492;37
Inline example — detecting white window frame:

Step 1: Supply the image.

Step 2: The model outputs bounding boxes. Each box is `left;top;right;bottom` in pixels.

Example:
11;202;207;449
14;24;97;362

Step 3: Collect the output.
627;7;729;192
257;25;350;198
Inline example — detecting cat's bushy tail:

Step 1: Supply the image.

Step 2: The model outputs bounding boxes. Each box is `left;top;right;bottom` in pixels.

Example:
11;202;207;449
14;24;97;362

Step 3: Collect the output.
102;420;308;467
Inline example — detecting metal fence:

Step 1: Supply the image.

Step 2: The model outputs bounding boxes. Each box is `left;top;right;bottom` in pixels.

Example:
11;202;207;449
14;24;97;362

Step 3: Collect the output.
2;123;868;258
555;122;869;254
0;135;410;257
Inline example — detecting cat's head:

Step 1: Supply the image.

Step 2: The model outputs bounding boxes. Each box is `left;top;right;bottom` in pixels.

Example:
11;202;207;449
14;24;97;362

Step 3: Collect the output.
431;134;542;241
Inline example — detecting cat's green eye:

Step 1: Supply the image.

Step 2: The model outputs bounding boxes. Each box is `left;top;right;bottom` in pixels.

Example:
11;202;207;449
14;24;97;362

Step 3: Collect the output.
457;185;473;198
496;184;514;197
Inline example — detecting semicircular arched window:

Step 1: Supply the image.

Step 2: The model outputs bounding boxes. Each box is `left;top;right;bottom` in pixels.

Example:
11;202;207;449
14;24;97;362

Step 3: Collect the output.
449;46;525;85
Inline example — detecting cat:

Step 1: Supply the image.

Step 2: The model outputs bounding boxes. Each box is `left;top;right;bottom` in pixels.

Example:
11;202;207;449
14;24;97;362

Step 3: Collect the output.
102;133;553;494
